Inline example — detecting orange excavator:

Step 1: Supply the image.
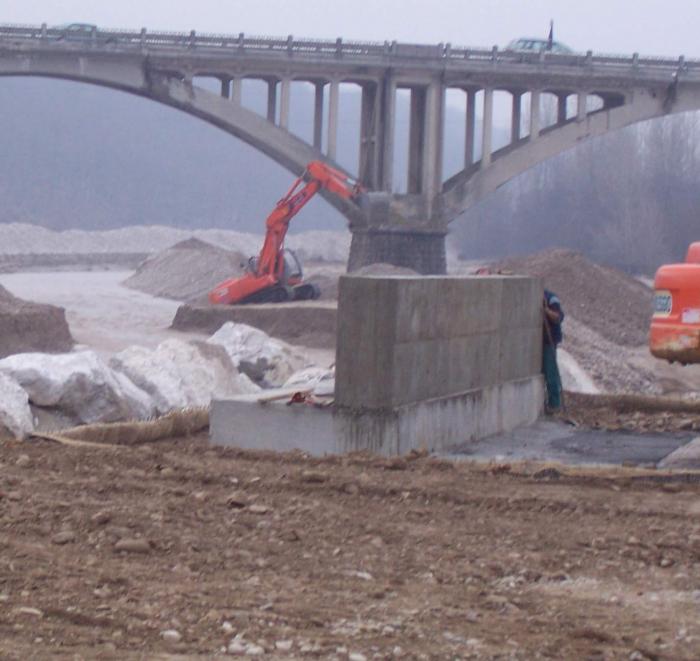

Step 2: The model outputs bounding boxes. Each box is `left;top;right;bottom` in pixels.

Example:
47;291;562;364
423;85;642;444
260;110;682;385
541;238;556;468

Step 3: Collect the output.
650;242;700;364
209;161;362;305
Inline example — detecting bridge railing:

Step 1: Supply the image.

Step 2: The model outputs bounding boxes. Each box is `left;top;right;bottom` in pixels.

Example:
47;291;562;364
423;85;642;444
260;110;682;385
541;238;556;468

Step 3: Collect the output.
0;22;698;74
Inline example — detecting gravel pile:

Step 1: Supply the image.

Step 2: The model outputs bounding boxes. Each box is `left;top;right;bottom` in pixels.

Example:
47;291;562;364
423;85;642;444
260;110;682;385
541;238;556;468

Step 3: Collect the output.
491;248;653;347
123;238;247;303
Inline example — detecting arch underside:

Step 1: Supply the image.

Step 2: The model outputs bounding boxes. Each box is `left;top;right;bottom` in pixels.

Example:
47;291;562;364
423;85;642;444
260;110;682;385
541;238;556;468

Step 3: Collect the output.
438;86;700;224
0;58;365;224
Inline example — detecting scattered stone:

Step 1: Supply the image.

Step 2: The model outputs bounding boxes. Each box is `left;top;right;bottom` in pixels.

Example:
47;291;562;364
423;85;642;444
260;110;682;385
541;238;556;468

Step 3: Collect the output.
299;470;328;484
15;607;43;618
160;629;181;643
15;454;31;468
222;621;235;634
533;467;562;480
225;492;247;509
349;653;367;661
114;538;151;554
249;504;270;515
245;643;265;655
275;640;293;651
227;640;247;655
7;491;21;502
51;531;76;545
91;510;112;526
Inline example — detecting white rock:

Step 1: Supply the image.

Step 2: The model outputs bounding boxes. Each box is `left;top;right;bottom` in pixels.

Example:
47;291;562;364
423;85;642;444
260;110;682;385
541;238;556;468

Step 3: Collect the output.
227;640;247;655
0;372;33;439
349;653;367;661
160;629;181;643
207;322;307;386
110;339;258;415
0;351;154;424
275;640;293;651
245;643;265;656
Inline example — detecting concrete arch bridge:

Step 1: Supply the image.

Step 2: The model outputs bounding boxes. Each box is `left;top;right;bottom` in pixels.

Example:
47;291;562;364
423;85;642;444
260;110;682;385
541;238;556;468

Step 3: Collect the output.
1;23;698;272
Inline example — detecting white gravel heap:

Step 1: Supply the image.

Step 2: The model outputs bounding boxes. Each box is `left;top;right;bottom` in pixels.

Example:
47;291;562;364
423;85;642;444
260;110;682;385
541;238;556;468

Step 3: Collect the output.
0;223;351;262
208;322;308;386
0;351;155;425
0;372;33;439
110;339;259;415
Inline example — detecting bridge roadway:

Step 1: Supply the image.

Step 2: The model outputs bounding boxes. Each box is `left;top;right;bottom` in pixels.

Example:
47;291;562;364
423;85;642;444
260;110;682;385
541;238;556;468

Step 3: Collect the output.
1;23;698;273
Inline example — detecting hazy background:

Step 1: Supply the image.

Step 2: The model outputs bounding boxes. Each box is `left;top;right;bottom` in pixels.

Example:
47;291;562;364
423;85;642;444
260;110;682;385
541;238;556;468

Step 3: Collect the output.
2;1;700;271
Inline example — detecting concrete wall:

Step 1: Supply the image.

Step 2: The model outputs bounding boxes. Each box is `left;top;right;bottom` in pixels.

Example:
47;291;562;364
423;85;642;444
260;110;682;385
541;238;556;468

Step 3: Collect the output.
211;274;545;456
335;275;543;410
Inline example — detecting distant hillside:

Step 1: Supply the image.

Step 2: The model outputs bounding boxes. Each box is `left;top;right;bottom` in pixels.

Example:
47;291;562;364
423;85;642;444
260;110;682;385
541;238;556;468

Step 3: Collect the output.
0;77;507;234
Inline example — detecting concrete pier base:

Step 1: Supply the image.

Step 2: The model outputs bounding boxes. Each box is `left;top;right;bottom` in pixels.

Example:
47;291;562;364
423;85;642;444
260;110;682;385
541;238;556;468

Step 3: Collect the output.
210;274;545;456
210;375;543;456
347;229;447;275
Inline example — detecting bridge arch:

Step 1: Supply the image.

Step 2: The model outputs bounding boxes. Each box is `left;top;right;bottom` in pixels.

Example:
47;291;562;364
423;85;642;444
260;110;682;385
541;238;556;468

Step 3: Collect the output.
0;53;364;225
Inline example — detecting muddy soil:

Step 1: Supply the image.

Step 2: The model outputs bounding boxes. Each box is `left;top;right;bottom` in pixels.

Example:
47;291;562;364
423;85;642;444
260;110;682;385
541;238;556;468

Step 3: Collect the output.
561;391;700;433
2;435;700;659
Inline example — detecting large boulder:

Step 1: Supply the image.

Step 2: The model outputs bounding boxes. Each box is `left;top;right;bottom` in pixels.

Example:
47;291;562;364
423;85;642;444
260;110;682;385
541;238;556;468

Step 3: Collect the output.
110;339;259;415
0;285;73;358
207;322;307;386
0;372;34;439
0;351;154;424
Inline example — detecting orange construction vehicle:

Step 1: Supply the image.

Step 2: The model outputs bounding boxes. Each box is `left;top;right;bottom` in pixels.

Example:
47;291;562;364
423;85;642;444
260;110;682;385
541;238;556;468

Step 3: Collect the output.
209;161;362;305
650;242;700;364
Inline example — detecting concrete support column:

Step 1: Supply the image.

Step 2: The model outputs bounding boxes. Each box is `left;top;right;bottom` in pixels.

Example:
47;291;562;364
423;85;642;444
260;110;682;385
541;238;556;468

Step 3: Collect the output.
422;81;445;201
379;76;397;192
557;93;568;124
231;76;242;105
313;82;324;150
530;90;541;139
266;79;278;123
359;82;381;189
481;87;493;169
465;88;477;166
348;230;447;275
511;92;522;142
407;87;426;194
328;80;340;160
577;91;587;121
220;78;231;99
279;78;291;130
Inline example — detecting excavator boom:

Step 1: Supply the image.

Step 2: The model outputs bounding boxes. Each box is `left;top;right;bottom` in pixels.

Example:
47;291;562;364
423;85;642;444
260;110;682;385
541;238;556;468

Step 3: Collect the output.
209;161;361;306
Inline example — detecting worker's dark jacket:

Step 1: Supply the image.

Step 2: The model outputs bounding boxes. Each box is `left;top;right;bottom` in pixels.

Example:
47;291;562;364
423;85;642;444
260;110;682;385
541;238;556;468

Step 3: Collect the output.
544;289;564;346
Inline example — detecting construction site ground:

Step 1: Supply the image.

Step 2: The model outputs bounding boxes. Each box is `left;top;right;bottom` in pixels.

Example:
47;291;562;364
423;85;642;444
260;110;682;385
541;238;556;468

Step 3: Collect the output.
3;432;700;660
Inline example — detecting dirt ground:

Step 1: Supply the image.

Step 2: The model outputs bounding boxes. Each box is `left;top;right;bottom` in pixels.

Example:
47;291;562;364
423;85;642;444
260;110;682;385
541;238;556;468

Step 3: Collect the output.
2;433;700;660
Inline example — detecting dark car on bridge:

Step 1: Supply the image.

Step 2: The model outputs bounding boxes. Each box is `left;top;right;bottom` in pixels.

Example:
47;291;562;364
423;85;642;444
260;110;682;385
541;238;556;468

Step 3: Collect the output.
51;23;117;45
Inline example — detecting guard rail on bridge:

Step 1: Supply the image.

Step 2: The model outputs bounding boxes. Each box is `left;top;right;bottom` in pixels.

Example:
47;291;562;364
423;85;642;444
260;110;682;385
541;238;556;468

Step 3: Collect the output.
0;22;693;76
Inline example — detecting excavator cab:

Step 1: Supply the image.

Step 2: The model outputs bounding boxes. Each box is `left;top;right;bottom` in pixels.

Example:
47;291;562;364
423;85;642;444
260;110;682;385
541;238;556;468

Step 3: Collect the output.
280;249;303;286
650;242;700;364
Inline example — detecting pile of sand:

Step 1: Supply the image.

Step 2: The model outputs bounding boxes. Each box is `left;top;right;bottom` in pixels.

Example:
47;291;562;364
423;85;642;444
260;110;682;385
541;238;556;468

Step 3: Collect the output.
0;285;73;358
491;249;652;346
123;238;247;303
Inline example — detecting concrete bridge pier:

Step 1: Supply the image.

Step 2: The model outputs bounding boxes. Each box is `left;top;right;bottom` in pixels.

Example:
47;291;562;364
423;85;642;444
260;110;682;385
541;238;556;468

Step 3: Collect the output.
347;193;448;275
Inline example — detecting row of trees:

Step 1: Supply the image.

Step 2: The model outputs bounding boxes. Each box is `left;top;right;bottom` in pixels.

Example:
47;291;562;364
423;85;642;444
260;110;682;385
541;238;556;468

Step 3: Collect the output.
453;113;700;273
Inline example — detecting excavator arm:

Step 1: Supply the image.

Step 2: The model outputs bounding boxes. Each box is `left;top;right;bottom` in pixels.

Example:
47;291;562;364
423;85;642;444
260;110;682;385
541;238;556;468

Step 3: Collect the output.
209;161;361;305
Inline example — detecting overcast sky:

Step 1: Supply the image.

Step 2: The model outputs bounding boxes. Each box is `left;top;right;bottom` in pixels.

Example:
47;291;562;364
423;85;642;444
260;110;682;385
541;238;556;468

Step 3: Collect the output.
4;0;700;59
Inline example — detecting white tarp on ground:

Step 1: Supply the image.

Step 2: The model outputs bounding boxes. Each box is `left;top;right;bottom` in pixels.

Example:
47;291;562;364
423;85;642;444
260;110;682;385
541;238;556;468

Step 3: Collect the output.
283;367;335;396
207;322;307;386
0;351;154;424
0;371;34;439
110;339;259;415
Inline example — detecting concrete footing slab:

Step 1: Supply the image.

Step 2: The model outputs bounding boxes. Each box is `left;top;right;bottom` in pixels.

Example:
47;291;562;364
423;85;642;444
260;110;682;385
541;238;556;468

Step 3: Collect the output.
210;375;543;456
